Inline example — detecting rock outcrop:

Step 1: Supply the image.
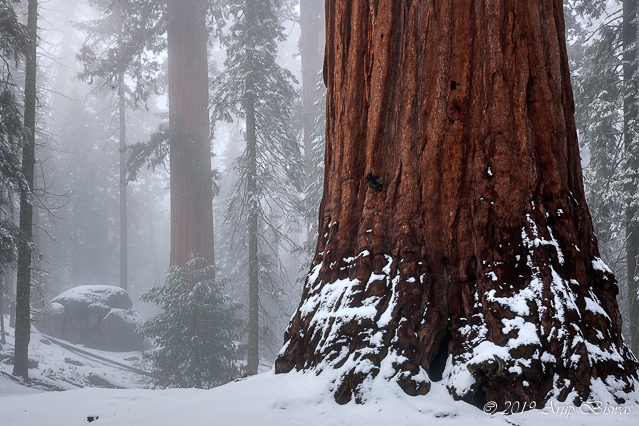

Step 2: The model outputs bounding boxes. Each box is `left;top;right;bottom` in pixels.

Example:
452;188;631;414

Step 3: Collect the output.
34;285;143;351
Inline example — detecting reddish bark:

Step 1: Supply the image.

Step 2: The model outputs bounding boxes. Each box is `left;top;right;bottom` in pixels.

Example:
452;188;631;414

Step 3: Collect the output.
276;0;639;408
167;0;215;269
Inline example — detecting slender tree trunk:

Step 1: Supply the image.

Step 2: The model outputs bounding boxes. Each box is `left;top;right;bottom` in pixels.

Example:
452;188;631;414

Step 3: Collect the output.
9;300;15;329
14;0;38;379
144;177;161;286
277;0;639;407
623;0;639;357
167;0;214;270
1;274;5;345
246;95;259;374
300;0;326;243
71;155;79;287
118;2;128;291
119;71;128;291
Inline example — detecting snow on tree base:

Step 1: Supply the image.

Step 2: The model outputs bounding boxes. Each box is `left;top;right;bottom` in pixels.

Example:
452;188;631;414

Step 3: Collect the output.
276;215;639;408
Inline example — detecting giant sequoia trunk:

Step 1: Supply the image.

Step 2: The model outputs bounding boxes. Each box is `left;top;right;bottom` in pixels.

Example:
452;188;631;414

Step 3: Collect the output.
167;0;215;269
276;0;639;408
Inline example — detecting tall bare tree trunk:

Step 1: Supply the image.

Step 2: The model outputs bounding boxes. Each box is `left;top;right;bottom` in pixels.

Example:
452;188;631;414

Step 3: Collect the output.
14;0;38;379
276;0;639;408
1;274;5;345
118;2;128;291
144;177;161;286
623;0;639;357
71;164;78;287
246;94;259;374
167;0;214;270
118;72;128;291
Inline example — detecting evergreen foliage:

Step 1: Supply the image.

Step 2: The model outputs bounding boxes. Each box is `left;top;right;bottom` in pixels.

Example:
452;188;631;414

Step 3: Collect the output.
76;0;165;107
301;76;326;259
570;2;627;263
567;0;639;354
211;0;303;371
139;257;244;388
0;0;28;269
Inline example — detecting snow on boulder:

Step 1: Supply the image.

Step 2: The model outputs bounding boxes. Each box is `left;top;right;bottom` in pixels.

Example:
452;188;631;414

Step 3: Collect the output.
32;302;66;338
100;309;143;351
33;285;143;352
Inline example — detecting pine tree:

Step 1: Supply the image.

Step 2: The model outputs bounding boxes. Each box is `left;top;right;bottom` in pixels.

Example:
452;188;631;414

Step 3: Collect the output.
0;0;27;349
13;0;38;379
0;0;28;269
139;257;243;388
569;0;639;355
212;0;303;374
301;77;326;259
77;0;164;291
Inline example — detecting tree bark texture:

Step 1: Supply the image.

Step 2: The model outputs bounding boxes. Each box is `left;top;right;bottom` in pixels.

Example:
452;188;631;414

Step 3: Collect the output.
300;0;326;243
623;0;639;358
14;0;38;379
276;0;639;408
167;0;215;269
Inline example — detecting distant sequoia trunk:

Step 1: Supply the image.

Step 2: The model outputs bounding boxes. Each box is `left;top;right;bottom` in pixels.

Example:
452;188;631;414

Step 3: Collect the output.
167;0;215;269
276;0;639;408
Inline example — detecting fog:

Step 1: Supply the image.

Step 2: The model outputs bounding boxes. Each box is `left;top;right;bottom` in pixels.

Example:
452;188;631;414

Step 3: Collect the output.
1;0;318;380
1;0;638;394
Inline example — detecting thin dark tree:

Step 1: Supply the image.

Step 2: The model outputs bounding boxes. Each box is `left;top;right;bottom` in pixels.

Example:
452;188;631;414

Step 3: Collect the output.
13;0;38;379
213;0;303;374
622;0;639;357
277;0;639;408
0;276;5;344
117;4;128;291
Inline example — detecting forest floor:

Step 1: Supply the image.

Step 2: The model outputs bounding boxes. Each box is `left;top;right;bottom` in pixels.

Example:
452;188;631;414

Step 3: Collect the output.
0;316;150;395
0;316;638;425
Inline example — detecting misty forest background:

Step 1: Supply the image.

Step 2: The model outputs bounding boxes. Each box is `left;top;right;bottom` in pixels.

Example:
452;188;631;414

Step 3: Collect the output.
1;0;639;383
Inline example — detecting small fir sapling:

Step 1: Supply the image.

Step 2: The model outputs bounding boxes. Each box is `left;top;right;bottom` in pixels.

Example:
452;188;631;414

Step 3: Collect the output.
139;257;244;389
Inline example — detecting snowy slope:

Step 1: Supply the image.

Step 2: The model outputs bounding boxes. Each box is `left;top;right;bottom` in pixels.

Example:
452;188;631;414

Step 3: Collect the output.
0;316;638;426
0;317;150;394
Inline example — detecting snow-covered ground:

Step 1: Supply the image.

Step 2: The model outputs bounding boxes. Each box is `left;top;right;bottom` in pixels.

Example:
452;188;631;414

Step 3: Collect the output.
0;318;150;395
0;316;638;426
